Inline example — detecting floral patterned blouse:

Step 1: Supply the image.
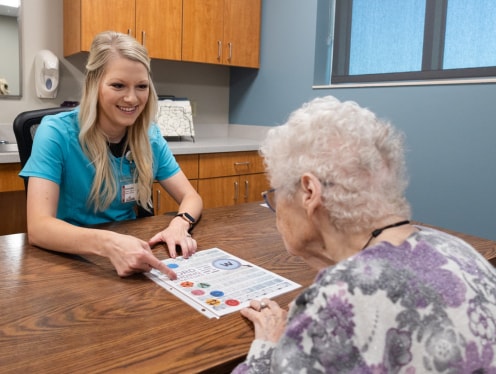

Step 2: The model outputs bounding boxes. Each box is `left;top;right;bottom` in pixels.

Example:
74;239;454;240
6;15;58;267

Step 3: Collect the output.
233;227;496;373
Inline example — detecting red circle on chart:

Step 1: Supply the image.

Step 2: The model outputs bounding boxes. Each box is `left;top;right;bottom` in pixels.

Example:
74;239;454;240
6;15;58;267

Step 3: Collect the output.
191;289;205;296
225;299;240;306
180;281;194;288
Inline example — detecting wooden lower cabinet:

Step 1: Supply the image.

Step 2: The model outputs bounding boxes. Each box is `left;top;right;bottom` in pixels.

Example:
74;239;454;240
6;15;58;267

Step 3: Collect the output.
153;180;199;215
198;173;268;209
0;163;27;235
197;151;270;209
0;152;268;230
153;151;269;214
153;154;199;215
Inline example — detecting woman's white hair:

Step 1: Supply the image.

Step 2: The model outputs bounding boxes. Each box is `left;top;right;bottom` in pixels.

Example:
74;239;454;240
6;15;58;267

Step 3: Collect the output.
260;95;411;233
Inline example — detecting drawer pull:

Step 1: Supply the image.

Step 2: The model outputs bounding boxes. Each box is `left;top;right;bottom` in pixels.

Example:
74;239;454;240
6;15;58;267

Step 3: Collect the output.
244;180;249;201
217;40;222;60
234;161;250;166
156;188;161;212
234;181;239;203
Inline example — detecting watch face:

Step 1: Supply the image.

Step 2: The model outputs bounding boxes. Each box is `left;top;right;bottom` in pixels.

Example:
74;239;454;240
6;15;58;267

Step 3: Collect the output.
177;212;195;224
183;212;195;223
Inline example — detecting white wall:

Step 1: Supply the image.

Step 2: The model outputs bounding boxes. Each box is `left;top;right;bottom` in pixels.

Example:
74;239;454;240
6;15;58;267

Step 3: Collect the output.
0;0;230;128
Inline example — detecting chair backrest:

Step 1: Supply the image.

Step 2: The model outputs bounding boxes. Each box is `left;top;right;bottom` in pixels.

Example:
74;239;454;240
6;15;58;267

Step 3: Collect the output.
12;107;154;217
13;107;72;169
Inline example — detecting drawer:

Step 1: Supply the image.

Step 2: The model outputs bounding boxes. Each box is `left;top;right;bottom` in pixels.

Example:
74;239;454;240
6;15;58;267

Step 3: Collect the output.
175;154;199;179
0;163;24;192
199;151;265;178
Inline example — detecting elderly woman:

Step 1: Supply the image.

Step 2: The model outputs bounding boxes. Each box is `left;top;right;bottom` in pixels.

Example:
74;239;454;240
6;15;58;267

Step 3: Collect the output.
233;96;496;373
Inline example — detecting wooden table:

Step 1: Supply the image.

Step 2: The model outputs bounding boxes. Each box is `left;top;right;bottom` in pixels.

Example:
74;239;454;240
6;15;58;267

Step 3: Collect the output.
0;203;317;374
1;203;495;373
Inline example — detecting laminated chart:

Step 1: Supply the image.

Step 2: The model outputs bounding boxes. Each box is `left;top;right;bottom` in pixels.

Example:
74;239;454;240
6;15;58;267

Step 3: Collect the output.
146;247;301;319
156;98;195;140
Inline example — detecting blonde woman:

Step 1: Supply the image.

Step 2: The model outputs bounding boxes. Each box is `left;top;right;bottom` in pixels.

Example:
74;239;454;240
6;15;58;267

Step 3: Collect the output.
20;31;202;278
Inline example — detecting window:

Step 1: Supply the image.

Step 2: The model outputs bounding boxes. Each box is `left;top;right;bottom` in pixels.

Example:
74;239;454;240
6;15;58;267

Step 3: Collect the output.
314;0;496;86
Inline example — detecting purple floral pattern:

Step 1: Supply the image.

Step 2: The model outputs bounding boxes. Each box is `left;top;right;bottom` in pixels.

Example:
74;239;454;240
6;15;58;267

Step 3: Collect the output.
233;227;496;373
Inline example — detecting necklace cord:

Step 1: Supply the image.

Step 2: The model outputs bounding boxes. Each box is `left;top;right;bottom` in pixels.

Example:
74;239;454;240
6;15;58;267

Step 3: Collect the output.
361;220;410;250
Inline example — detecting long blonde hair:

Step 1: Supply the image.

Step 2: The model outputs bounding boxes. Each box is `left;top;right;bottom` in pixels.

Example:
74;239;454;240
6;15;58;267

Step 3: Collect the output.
78;31;158;212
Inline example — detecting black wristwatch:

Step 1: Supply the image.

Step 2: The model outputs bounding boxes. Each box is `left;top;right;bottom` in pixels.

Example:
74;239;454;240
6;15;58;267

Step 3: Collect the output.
175;212;196;228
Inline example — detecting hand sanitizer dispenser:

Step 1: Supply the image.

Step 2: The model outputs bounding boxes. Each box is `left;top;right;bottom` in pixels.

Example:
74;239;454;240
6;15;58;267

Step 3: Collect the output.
35;50;59;99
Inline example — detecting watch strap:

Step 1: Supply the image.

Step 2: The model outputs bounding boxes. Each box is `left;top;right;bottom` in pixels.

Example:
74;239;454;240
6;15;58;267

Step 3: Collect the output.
175;212;195;227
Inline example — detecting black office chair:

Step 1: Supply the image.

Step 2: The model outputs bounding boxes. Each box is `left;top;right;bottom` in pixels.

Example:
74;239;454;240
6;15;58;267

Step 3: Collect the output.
13;107;72;171
13;107;153;217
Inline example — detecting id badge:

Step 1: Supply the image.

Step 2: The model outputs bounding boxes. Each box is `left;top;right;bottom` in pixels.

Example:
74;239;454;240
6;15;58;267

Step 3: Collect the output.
121;182;137;203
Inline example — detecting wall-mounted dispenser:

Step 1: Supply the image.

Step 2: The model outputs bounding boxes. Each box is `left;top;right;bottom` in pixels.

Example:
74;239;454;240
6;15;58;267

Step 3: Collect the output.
35;50;59;99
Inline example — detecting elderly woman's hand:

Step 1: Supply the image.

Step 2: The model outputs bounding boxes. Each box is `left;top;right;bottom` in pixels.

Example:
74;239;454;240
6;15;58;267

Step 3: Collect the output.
240;298;288;343
148;217;197;259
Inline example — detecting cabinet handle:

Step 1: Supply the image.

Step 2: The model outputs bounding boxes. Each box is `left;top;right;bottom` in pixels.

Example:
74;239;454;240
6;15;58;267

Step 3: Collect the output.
234;161;250;166
141;31;146;47
156;188;161;212
217;40;222;61
228;42;232;61
244;180;249;201
127;29;132;36
234;181;239;204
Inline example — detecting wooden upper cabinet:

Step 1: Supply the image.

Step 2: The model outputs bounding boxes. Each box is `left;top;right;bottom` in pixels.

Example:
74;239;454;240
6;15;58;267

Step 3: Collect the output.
223;0;261;68
64;0;182;61
136;0;182;60
64;0;135;56
182;0;261;68
182;0;224;66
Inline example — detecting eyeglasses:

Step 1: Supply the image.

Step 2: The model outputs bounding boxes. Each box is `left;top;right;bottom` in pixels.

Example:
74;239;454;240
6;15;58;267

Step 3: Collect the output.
261;188;277;212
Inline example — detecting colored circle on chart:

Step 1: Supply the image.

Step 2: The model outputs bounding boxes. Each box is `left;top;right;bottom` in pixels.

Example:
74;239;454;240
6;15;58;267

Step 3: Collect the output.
167;263;179;269
180;281;194;288
191;289;205;296
210;290;224;297
225;299;240;306
212;258;241;270
197;282;211;288
206;298;221;306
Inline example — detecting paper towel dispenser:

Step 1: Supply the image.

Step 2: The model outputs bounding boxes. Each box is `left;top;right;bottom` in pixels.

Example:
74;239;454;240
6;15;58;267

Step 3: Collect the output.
35;50;59;99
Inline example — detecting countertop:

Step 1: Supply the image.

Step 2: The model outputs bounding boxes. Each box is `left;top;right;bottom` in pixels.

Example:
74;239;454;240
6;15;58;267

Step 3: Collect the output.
0;136;262;164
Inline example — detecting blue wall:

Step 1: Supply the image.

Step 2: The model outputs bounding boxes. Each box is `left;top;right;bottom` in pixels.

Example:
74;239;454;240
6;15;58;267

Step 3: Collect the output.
229;0;496;240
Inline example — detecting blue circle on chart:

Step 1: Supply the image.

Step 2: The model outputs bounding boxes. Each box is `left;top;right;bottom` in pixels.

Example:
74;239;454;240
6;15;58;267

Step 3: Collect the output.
212;259;241;270
210;290;225;297
167;263;179;269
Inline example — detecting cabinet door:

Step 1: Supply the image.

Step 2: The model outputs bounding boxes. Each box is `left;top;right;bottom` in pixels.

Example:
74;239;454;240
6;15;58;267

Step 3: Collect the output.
153;154;199;215
153;180;198;215
80;0;136;51
0;164;26;235
0;164;24;192
136;0;182;60
240;173;270;204
182;0;224;65
0;191;26;235
223;0;261;67
174;154;199;179
198;176;240;209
